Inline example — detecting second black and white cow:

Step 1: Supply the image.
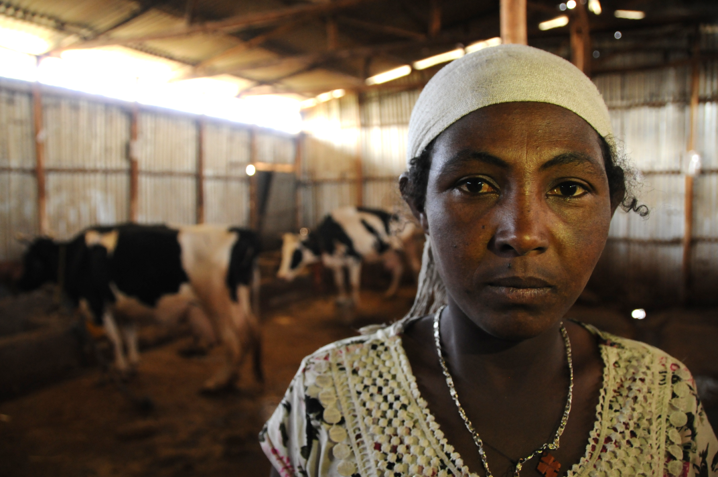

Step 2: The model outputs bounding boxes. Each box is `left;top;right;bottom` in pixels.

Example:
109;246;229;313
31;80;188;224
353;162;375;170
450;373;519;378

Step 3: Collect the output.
17;223;262;392
278;206;419;306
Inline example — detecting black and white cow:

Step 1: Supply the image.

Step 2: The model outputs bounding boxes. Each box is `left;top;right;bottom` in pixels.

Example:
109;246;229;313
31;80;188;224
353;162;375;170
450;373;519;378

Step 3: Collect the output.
17;223;262;392
278;206;419;306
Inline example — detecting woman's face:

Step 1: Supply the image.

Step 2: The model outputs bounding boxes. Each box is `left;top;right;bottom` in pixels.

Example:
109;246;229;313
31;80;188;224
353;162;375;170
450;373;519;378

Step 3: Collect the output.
417;102;614;340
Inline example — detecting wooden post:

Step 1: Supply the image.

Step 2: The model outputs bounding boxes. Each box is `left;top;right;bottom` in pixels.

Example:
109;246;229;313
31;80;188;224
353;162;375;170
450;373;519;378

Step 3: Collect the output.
355;93;363;207
429;0;441;38
327;16;338;50
196;117;205;224
32;78;49;235
500;0;527;45
294;132;303;230
129;102;139;222
570;2;591;75
681;44;701;304
249;127;259;230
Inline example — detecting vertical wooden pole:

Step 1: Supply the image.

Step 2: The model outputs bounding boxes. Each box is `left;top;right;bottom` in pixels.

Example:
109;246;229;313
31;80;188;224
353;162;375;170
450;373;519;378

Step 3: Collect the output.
681;45;701;304
500;0;527;45
294;132;303;230
355;93;363;207
327;16;338;50
32;77;48;235
249;127;258;230
196;117;205;224
429;0;441;38
129;102;139;222
570;2;591;75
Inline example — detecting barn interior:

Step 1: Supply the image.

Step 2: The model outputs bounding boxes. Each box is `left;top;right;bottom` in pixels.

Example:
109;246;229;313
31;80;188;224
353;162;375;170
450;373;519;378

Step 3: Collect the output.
1;0;718;475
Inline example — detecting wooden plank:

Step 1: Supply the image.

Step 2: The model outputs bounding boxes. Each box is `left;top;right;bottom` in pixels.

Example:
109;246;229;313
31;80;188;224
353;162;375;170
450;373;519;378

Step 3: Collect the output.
53;0;382;51
570;2;591;74
294;133;304;230
500;0;527;45
327;16;338;50
32;81;48;235
355;93;363;207
336;16;426;41
681;44;701;304
129;103;140;223
196;118;205;224
429;0;441;38
249;127;258;231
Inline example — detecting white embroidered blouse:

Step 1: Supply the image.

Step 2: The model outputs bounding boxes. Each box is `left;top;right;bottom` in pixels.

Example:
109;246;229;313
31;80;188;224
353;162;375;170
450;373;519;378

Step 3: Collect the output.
259;319;718;477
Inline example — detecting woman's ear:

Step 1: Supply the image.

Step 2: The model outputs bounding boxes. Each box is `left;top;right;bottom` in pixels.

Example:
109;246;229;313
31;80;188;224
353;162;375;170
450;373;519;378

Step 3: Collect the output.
399;173;429;235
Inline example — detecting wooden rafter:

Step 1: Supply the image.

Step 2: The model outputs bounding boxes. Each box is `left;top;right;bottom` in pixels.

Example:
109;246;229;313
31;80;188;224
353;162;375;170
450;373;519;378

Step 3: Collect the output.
191;36;469;80
173;20;307;81
47;1;161;55
51;0;382;52
335;16;426;41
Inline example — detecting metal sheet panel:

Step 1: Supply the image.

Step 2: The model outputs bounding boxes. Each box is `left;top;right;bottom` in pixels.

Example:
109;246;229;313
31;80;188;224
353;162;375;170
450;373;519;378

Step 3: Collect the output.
47;172;129;238
256;131;295;165
43;96;130;169
137;111;197;172
0;172;37;260
363;179;403;212
204;178;249;226
138;175;196;226
608;106;688;171
694;174;718;238
0;88;34;169
608;175;684;241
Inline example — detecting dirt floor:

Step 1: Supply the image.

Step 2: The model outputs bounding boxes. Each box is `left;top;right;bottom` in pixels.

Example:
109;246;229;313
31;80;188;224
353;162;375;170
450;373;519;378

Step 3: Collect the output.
1;280;717;477
0;282;418;477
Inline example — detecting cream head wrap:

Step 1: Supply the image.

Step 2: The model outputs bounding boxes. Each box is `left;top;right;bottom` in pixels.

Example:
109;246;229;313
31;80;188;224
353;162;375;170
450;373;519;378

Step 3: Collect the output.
404;44;613;318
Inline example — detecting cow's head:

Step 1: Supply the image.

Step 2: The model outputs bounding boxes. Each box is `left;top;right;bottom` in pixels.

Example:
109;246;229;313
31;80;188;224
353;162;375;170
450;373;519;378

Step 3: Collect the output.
16;237;60;291
277;232;319;281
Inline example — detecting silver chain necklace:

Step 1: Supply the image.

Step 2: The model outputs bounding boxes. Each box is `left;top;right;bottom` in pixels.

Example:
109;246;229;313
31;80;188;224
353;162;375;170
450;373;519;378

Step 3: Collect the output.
433;307;574;477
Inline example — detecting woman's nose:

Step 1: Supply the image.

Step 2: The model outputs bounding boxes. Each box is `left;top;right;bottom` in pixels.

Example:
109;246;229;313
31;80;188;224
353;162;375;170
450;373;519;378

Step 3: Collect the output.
489;194;550;257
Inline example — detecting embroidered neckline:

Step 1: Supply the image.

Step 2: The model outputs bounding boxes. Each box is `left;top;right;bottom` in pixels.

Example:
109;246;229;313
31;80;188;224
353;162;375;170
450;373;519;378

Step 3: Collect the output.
388;319;613;477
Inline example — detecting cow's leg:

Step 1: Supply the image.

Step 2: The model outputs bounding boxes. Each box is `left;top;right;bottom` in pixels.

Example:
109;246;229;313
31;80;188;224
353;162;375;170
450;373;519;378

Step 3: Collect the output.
122;323;140;367
347;260;362;306
332;265;349;305
202;312;240;392
186;303;217;349
238;284;263;384
383;250;404;298
102;311;128;373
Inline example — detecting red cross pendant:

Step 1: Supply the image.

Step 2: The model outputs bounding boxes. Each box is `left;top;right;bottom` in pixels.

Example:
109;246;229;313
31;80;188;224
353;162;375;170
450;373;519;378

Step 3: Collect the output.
536;451;561;477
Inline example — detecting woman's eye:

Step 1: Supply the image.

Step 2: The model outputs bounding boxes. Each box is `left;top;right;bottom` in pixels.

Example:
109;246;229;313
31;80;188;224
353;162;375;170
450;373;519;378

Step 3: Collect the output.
549;182;588;198
458;178;497;194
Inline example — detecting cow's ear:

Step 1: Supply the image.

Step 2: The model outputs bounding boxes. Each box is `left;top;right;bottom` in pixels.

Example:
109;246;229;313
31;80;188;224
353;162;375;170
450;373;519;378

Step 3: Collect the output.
399;173;429;235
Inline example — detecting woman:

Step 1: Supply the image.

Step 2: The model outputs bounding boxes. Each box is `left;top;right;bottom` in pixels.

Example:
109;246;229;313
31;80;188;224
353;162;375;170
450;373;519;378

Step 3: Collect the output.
260;44;718;477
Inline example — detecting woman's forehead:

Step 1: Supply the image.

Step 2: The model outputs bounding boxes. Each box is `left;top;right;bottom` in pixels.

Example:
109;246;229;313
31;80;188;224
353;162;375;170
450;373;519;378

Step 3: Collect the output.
432;102;604;163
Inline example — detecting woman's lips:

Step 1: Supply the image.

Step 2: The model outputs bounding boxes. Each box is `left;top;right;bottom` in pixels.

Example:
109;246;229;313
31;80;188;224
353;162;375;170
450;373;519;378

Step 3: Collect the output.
484;276;555;303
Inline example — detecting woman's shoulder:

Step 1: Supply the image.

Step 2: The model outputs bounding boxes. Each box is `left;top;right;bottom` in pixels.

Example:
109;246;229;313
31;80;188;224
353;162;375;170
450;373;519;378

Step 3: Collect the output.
300;318;413;365
577;321;691;375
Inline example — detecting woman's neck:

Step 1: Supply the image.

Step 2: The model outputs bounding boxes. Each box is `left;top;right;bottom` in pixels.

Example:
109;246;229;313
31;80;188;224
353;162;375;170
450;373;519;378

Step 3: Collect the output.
439;303;567;393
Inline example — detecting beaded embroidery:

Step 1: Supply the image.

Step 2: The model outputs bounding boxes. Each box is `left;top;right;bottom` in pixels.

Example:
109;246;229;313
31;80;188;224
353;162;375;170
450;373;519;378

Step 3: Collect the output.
260;321;718;477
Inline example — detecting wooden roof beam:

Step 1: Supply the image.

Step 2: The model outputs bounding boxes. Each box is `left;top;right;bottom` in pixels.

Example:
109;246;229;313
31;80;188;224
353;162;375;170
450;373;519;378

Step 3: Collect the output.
173;20;306;81
52;0;382;52
201;36;470;79
335;16;426;41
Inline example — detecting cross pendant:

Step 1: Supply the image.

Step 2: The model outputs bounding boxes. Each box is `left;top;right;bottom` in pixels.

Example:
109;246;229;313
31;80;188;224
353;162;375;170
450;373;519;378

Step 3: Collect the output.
536;451;561;477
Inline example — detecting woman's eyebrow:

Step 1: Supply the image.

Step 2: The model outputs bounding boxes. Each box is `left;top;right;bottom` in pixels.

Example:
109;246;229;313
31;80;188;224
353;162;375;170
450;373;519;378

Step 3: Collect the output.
439;150;509;174
539;152;603;172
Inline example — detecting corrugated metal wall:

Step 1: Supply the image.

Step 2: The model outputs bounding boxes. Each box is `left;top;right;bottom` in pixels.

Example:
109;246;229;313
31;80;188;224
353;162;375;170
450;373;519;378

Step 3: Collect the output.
0;79;295;260
299;32;718;305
